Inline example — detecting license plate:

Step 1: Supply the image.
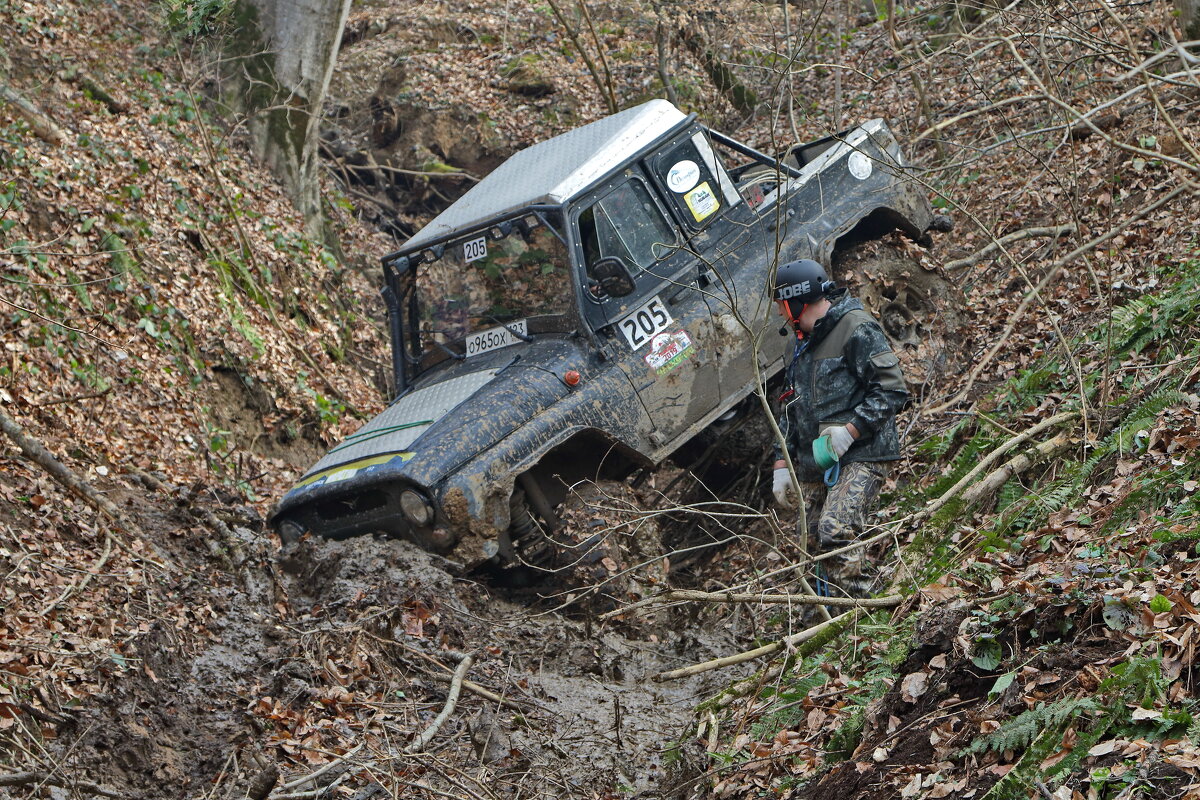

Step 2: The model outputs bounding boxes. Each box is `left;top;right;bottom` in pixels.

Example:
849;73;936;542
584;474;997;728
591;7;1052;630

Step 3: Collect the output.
618;296;673;350
465;320;527;357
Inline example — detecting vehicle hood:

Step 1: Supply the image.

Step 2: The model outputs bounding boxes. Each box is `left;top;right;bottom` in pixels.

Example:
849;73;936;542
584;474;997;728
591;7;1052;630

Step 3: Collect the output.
275;340;580;509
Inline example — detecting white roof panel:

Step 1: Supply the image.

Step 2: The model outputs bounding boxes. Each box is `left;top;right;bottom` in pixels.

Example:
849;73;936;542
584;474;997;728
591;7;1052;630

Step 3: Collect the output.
401;100;689;252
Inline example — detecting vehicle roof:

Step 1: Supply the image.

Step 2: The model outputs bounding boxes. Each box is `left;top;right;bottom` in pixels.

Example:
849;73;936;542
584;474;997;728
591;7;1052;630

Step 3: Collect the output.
400;100;690;253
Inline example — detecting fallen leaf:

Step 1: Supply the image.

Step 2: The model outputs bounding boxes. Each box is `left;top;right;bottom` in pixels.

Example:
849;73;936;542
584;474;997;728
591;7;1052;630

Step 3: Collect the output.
902;671;929;703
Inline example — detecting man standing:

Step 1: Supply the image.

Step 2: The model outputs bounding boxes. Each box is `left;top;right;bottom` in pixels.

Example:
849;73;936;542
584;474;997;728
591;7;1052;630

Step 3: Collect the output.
771;259;908;597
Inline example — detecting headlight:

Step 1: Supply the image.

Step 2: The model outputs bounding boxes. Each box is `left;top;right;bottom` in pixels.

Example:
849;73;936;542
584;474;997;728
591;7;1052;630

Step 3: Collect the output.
400;489;434;527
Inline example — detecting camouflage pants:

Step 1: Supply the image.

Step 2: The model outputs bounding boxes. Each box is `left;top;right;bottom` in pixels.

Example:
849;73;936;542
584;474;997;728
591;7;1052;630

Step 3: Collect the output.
798;461;890;598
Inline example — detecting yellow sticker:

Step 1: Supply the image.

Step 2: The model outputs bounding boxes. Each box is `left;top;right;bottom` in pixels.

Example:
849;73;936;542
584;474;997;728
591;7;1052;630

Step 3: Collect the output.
684;181;719;222
293;451;415;489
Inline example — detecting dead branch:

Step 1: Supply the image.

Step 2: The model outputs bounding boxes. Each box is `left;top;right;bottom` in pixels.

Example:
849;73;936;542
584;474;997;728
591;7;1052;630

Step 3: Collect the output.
943;225;1076;271
1068;112;1121;141
653;610;859;682
65;68;129;114
961;430;1075;506
126;466;247;567
246;765;280;800
405;654;474;753
928;181;1196;413
919;411;1080;520
0;83;68;145
0;771;120;797
0;406;123;521
645;589;904;608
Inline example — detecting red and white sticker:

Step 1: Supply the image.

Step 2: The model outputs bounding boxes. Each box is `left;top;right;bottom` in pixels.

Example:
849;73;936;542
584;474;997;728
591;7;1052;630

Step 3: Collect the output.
644;330;694;375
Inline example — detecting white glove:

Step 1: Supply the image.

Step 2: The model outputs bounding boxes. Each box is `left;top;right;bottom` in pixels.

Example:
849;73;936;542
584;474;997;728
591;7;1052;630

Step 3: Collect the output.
828;425;855;458
772;467;796;509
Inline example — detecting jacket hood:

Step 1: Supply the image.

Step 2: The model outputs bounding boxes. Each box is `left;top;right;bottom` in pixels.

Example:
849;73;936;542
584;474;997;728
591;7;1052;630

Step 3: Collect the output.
807;289;862;347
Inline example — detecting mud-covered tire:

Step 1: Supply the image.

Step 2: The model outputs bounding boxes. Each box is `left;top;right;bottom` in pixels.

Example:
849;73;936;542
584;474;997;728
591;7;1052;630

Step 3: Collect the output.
833;237;966;386
277;519;306;545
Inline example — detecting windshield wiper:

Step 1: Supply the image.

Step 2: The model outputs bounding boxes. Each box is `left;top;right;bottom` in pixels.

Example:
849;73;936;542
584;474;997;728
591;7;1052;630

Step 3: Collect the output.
433;341;466;361
485;315;534;342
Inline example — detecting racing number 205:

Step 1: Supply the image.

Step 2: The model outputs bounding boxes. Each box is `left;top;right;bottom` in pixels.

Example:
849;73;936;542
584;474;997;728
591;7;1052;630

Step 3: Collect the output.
619;296;672;350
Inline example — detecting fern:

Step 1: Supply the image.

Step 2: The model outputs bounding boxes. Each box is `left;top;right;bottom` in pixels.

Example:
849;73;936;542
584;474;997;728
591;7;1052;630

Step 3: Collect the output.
1014;388;1187;531
962;698;1097;756
1109;270;1200;354
979;722;1069;800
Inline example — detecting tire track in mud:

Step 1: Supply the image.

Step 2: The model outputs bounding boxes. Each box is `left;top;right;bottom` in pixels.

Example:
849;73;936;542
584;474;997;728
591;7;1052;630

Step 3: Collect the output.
278;536;742;797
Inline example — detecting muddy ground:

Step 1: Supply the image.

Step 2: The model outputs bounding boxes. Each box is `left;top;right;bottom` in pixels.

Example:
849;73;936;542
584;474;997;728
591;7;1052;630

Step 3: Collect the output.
31;477;762;800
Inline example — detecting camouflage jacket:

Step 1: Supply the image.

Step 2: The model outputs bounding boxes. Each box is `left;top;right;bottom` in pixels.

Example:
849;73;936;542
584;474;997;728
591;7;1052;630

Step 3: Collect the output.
777;289;908;481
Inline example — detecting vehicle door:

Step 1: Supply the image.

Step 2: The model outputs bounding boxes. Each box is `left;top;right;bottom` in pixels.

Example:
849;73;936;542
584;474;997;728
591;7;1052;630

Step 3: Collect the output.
645;128;785;404
572;169;721;446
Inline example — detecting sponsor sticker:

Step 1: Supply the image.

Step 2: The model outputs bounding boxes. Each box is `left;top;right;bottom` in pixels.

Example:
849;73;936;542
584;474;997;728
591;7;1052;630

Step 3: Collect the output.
684;181;719;222
666;159;700;193
847;151;873;180
644;330;694;375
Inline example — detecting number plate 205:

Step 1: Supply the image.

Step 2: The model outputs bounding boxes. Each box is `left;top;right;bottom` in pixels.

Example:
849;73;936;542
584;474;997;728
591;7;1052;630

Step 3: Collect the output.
618;296;673;350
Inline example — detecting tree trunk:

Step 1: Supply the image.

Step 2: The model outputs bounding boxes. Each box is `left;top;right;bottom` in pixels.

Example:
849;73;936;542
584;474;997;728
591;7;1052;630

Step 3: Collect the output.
1178;0;1200;40
221;0;352;234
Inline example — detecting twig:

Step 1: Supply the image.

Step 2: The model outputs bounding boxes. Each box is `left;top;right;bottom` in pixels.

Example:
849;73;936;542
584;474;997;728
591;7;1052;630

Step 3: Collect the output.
942;224;1076;271
0;771;120;797
276;743;364;792
927;181;1196;413
32;388;113;408
404;654;474;753
359;630;536;711
643;589;904;608
543;0;617;113
429;672;527;711
39;530;114;615
653;610;858;682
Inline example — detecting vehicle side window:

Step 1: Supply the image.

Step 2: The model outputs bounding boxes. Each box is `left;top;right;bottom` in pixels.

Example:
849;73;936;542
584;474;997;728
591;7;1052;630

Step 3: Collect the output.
653;131;741;229
579;179;676;279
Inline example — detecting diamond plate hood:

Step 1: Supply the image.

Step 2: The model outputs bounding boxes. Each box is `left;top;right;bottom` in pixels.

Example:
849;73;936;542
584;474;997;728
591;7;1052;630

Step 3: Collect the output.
275;340;579;508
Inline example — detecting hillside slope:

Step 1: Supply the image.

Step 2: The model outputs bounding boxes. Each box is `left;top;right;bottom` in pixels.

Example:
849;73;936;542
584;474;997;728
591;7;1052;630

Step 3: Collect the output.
2;0;1200;798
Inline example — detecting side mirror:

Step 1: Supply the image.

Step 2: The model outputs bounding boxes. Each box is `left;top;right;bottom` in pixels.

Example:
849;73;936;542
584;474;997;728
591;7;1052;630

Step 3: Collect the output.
591;256;636;298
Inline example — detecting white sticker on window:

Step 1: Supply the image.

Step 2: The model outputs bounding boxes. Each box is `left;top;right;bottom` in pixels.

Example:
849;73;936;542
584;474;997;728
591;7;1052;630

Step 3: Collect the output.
463;236;488;262
847;151;873;180
666;160;700;193
684;182;719;222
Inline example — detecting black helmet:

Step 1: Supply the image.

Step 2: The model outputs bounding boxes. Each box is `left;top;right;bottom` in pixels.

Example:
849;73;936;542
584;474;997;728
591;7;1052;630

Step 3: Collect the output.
774;259;834;304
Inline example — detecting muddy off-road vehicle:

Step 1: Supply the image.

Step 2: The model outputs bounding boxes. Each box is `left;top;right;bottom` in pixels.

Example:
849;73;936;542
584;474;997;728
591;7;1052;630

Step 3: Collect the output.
271;100;940;569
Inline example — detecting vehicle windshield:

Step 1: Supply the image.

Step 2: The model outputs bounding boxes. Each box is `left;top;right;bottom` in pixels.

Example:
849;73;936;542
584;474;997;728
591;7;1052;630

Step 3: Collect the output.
411;221;572;358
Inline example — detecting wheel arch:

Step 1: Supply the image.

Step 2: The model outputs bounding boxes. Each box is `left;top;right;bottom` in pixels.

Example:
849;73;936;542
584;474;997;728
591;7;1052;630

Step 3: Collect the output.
826;206;929;266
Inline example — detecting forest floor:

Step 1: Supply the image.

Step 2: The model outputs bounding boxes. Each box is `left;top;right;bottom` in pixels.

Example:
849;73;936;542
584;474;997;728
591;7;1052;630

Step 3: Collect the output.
4;0;1200;799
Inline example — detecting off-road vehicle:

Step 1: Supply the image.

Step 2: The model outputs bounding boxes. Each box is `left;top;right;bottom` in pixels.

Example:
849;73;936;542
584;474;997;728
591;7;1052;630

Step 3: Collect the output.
271;100;939;569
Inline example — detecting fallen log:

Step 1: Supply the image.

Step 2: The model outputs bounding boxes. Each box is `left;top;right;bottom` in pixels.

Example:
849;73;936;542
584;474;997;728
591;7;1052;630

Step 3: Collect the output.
0;83;68;145
654;609;859;682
